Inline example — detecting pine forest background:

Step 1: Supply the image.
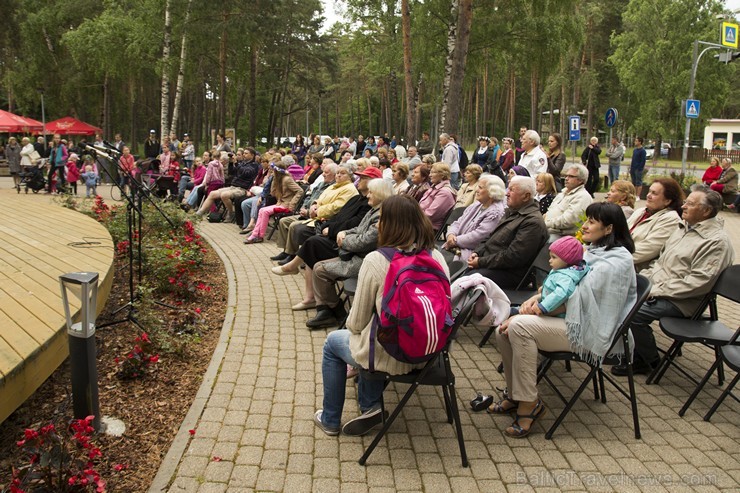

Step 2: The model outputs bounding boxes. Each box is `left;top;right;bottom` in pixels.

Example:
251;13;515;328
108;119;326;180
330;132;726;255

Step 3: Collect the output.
1;0;738;152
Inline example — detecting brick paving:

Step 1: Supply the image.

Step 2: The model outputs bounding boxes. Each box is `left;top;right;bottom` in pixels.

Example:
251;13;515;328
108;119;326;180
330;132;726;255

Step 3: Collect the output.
153;205;740;493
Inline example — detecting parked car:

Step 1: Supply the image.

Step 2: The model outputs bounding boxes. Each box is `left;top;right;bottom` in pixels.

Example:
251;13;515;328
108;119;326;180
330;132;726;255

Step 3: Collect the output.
644;142;671;159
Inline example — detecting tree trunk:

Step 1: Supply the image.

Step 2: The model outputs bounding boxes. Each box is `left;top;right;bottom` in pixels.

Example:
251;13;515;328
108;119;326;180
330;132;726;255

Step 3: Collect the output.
160;0;172;139
248;44;258;146
366;89;372;136
530;69;538;131
218;16;227;134
401;0;416;145
171;0;193;136
560;57;567;135
439;0;472;135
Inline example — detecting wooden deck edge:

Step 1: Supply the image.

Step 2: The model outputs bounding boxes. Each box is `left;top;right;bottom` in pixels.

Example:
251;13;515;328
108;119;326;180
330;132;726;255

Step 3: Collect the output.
0;235;115;424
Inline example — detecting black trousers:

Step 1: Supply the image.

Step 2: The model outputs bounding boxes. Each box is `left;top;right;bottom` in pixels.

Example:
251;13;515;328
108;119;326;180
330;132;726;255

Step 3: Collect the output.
466;268;521;290
585;167;599;196
298;235;338;269
48;165;66;191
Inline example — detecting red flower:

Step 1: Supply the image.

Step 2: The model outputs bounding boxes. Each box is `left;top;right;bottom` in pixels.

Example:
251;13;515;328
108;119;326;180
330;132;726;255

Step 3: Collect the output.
195;308;202;314
212;456;222;462
113;463;127;472
188;429;196;435
149;355;159;363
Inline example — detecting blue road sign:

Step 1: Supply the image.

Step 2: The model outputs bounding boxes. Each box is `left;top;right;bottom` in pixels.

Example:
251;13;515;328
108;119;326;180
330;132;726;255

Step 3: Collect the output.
605;108;618;128
569;116;580;141
686;99;700;119
721;22;738;49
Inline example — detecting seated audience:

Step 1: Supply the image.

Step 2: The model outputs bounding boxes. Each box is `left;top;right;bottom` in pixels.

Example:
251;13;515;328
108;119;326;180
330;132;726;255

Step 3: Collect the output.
626;178;683;272
314;195;449;437
544;163;592;242
455;164;483;208
271;163;359;263
534;172;558;214
612;189;734;376
709;158;737;199
463;176;548;289
492;202;636;437
195;148;259;222
605;179;637;219
418;162;457;230
404;162;431;202
391;162;410;194
701;156;722;186
244;156;304;244
442;175;506;262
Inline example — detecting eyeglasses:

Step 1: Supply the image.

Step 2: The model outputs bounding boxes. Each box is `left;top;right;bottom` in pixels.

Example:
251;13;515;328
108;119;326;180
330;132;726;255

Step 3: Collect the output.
565;174;580;179
683;200;703;207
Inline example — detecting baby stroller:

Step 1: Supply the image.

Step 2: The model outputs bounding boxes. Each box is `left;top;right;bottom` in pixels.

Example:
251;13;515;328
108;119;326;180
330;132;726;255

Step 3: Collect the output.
19;159;47;194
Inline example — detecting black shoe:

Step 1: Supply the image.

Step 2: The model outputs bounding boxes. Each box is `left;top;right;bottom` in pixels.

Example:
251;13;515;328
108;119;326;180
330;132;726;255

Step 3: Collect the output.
278;254;296;266
306;309;339;329
270;251;289;261
610;360;657;376
332;304;347;321
342;407;387;436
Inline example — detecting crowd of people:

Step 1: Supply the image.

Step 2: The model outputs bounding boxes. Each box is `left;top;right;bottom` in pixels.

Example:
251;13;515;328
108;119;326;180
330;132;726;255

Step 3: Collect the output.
3;125;737;441
161;128;735;440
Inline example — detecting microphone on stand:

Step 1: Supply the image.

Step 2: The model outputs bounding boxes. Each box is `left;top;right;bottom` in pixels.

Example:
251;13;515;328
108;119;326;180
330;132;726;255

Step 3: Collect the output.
84;144;112;160
102;140;122;155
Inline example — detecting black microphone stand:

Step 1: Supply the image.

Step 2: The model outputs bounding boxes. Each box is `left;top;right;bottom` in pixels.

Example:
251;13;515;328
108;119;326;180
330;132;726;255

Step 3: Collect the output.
89;145;177;331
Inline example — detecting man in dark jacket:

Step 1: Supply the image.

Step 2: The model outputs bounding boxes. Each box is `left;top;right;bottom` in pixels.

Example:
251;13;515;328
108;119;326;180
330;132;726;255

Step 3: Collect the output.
581;136;602;197
464;176;548;289
144;130;160;159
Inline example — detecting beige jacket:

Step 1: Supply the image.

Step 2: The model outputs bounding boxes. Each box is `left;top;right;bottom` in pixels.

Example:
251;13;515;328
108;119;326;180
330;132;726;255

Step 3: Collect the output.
543;184;592;236
348;250;450;374
642;217;734;317
627;207;681;272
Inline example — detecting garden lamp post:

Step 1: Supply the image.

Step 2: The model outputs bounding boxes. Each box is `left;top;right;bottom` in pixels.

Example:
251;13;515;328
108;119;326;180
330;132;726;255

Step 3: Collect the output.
60;272;101;432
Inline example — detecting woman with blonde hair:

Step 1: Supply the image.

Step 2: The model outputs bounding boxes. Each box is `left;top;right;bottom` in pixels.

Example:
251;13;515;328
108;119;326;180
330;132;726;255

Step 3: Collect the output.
605;179;637;218
391;162;410;194
534;172;558;214
455;164;483;208
244;156;304;244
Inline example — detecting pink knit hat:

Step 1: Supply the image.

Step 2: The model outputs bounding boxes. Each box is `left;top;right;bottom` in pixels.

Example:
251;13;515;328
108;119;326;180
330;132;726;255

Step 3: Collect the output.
549;236;584;266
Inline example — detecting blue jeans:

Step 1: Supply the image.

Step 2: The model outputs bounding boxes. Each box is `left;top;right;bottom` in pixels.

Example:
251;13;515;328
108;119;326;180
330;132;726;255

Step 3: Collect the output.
630;166;645;187
186;184;203;208
608;164;620;185
450;172;461;190
320;330;385;429
240;196;260;224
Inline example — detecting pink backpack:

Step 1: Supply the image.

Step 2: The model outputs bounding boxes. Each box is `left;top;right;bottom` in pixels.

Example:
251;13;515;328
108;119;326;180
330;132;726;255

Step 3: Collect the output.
369;248;453;370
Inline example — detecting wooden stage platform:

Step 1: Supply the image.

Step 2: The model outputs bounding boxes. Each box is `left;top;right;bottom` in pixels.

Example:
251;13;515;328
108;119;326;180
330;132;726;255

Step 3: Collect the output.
0;188;114;424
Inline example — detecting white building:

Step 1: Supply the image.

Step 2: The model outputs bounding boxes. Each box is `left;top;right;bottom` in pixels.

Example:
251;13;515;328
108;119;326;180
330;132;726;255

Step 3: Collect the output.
703;119;740;150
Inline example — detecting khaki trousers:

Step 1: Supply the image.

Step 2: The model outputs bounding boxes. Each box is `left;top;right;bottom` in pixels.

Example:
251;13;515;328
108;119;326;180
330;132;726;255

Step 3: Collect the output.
276;215;300;249
313;259;341;308
495;315;572;402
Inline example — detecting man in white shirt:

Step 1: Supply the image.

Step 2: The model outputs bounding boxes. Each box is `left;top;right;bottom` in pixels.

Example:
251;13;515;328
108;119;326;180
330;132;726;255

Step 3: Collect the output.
518;130;548;177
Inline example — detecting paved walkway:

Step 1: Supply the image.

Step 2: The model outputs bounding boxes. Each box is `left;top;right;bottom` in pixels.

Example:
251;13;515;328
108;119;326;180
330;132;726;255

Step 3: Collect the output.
153;204;740;493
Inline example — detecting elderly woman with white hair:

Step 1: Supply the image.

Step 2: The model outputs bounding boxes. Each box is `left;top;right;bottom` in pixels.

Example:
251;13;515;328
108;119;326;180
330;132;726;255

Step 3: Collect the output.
244;156;304;244
442;174;507;262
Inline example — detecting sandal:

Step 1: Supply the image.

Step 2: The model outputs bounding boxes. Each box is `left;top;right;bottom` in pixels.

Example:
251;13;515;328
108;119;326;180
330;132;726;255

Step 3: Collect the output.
487;389;517;414
504;400;547;438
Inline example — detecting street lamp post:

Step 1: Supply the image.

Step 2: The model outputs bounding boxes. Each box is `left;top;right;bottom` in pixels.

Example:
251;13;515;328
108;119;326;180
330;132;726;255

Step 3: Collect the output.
682;39;733;174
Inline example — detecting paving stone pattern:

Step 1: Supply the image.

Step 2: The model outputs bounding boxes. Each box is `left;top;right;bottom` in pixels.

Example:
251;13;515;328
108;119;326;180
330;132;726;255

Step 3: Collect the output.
158;208;740;493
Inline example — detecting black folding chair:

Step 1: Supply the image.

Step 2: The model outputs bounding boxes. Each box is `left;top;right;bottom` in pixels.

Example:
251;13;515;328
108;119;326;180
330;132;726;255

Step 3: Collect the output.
358;289;481;467
434;205;467;244
477;244;551;347
646;264;740;416
700;327;740;421
536;275;652;439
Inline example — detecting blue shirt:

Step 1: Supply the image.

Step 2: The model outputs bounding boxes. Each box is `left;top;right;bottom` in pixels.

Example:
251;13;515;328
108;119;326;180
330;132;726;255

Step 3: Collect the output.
631;147;647;170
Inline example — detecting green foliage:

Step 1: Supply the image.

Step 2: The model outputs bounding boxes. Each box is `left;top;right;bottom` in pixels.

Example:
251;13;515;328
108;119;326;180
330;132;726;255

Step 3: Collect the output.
610;0;734;138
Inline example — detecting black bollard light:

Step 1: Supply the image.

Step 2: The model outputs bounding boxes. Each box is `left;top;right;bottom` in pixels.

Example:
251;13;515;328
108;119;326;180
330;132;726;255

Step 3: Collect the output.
59;272;101;432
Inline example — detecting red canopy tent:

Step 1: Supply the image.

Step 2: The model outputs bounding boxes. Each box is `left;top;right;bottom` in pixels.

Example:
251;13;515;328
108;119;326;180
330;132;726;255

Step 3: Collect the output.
44;116;102;136
0;109;43;133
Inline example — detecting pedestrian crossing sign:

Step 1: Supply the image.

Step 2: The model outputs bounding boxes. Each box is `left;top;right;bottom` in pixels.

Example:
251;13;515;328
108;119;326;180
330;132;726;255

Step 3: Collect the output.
722;22;738;49
686;99;700;119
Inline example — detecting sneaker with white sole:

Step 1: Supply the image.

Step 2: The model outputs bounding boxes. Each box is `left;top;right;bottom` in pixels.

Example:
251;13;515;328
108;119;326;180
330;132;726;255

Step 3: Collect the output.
341;407;387;436
314;410;340;436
